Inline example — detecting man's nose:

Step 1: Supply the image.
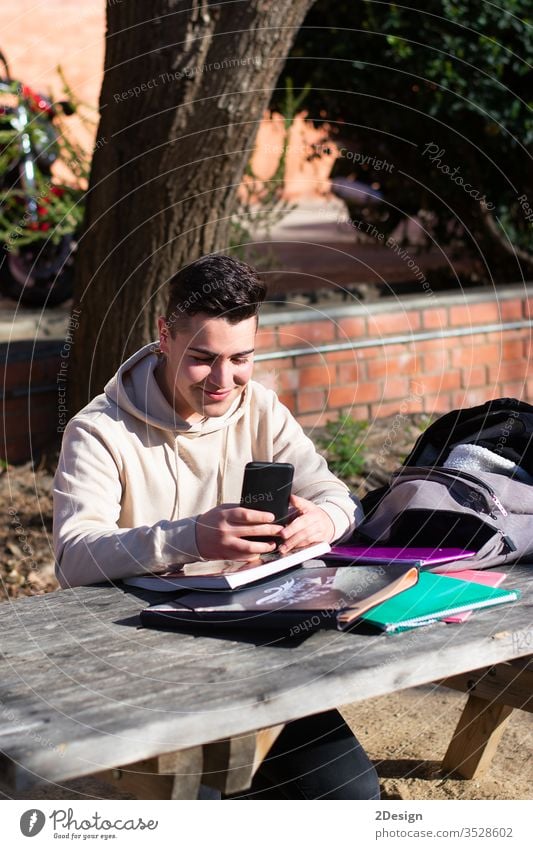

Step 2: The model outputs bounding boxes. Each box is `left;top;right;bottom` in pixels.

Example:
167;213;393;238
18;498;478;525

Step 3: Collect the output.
210;358;231;387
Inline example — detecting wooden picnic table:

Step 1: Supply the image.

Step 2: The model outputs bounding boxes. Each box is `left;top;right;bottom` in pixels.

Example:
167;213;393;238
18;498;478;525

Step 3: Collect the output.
0;564;531;799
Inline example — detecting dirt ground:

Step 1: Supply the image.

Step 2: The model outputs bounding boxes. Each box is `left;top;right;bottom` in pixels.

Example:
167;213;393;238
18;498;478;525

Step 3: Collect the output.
1;415;531;801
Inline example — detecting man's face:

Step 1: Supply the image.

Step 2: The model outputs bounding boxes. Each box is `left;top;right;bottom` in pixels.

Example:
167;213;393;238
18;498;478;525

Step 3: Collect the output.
157;313;256;421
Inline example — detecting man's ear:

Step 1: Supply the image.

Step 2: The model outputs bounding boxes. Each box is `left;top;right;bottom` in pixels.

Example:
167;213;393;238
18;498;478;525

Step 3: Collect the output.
157;316;170;354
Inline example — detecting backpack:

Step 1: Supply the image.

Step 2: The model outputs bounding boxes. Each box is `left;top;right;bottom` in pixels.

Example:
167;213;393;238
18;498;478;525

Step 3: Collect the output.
353;398;533;571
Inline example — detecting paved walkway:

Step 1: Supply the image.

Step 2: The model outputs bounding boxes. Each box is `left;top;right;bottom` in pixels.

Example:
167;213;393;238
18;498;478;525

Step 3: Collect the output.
0;199;472;339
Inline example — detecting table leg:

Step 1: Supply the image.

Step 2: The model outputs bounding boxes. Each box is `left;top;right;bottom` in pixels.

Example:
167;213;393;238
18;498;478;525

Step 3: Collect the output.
440;656;532;779
441;694;514;779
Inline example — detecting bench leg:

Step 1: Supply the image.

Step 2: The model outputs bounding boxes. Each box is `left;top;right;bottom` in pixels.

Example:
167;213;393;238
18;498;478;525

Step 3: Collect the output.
202;724;284;795
95;746;204;799
441;694;514;779
93;724;284;799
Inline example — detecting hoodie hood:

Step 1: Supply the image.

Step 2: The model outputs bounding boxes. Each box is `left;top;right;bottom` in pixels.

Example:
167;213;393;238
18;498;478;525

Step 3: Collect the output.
104;341;250;436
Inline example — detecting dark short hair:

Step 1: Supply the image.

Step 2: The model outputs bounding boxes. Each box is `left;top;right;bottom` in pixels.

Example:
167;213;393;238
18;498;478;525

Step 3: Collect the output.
165;254;266;333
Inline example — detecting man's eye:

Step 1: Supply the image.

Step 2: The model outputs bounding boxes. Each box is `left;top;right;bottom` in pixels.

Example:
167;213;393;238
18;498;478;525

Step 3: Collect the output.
232;357;250;365
191;357;212;364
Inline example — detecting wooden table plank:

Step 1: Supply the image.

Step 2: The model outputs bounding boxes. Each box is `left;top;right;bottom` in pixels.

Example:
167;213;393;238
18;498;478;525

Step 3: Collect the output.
0;564;531;791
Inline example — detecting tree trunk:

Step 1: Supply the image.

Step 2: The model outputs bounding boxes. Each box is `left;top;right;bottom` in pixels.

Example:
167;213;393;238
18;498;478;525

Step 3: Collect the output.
69;0;314;414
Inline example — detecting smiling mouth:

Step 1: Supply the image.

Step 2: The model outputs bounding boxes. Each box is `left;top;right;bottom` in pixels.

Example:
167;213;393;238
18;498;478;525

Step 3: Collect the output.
202;388;234;399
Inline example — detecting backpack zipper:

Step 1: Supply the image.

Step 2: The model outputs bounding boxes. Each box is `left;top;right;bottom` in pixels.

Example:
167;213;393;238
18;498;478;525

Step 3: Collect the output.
391;466;509;517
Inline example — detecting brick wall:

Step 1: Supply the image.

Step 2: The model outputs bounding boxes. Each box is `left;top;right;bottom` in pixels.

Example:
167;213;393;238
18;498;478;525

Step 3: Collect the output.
2;287;532;464
1;341;63;465
253;286;533;427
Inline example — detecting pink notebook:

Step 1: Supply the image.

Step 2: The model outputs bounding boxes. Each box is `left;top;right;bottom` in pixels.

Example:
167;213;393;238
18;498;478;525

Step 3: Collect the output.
328;546;476;567
442;569;507;622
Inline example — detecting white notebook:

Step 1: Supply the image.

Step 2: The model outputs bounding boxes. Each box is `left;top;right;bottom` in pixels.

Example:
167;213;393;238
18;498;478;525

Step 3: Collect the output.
122;541;331;591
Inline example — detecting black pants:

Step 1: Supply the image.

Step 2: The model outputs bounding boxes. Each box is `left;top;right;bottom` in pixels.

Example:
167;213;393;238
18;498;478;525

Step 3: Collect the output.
228;709;380;800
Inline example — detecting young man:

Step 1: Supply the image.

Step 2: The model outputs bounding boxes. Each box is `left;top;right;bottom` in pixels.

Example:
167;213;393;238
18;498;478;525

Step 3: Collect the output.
53;254;379;800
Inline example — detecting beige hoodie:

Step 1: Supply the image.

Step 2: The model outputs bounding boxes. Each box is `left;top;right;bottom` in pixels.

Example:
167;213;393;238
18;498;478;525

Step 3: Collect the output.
53;343;361;587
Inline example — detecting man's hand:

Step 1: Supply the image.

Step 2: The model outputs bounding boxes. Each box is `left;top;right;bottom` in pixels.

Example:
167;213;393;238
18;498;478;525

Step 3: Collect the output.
195;504;283;561
277;494;335;554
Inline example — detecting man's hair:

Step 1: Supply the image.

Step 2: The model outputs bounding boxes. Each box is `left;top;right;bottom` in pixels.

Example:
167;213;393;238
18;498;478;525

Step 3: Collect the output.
165;254;266;334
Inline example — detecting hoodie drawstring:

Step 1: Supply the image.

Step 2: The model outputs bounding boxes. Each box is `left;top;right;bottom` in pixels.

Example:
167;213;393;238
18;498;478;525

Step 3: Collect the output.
217;428;230;505
171;438;179;520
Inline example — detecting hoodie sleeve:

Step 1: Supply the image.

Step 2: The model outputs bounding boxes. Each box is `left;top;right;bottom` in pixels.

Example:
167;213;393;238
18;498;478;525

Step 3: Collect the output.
269;393;362;541
53;419;202;588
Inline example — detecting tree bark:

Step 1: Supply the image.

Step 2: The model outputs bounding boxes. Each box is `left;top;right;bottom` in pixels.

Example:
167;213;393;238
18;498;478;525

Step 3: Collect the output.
69;0;314;414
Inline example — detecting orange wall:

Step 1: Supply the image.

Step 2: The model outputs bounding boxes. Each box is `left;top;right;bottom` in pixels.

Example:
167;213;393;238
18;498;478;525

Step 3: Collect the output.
3;3;333;197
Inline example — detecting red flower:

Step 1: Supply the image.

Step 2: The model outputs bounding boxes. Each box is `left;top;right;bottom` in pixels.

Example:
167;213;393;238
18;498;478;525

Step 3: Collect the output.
22;85;54;117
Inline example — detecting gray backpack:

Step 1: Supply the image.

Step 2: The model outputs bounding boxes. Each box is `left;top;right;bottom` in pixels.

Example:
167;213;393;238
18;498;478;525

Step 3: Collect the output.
355;398;533;571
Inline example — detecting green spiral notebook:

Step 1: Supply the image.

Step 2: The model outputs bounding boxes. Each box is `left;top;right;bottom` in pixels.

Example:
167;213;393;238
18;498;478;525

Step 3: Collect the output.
359;571;521;633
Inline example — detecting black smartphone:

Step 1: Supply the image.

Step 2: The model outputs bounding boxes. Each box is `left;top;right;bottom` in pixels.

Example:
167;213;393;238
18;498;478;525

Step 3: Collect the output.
240;461;294;543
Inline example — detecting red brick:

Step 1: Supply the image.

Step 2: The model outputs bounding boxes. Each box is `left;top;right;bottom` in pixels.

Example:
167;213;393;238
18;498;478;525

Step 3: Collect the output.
449;302;500;326
500;382;526;399
402;396;425;414
297;389;327;414
367;353;417;379
381;377;411;400
353;346;383;360
307;349;359;364
523;298;533;319
417;372;462;394
255;356;294;371
486;329;523;343
450;347;475;369
502;340;524;360
255;328;278;351
461;365;487;388
500;298;523;321
1;356;59;387
276;368;300;391
488;362;527;383
299;365;334;389
422;393;453;415
353;382;382;404
422;307;449;329
277;391;297;411
414;336;458;352
452;388;493;409
337;363;360;383
380;343;414;357
370;400;409;418
322;406;370;424
451;343;500;368
328;386;359;408
295;353;332;366
336;316;367;339
525;339;533;362
423;351;449;373
297;410;345;428
367;310;421;337
278;321;335;347
524;379;533;401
